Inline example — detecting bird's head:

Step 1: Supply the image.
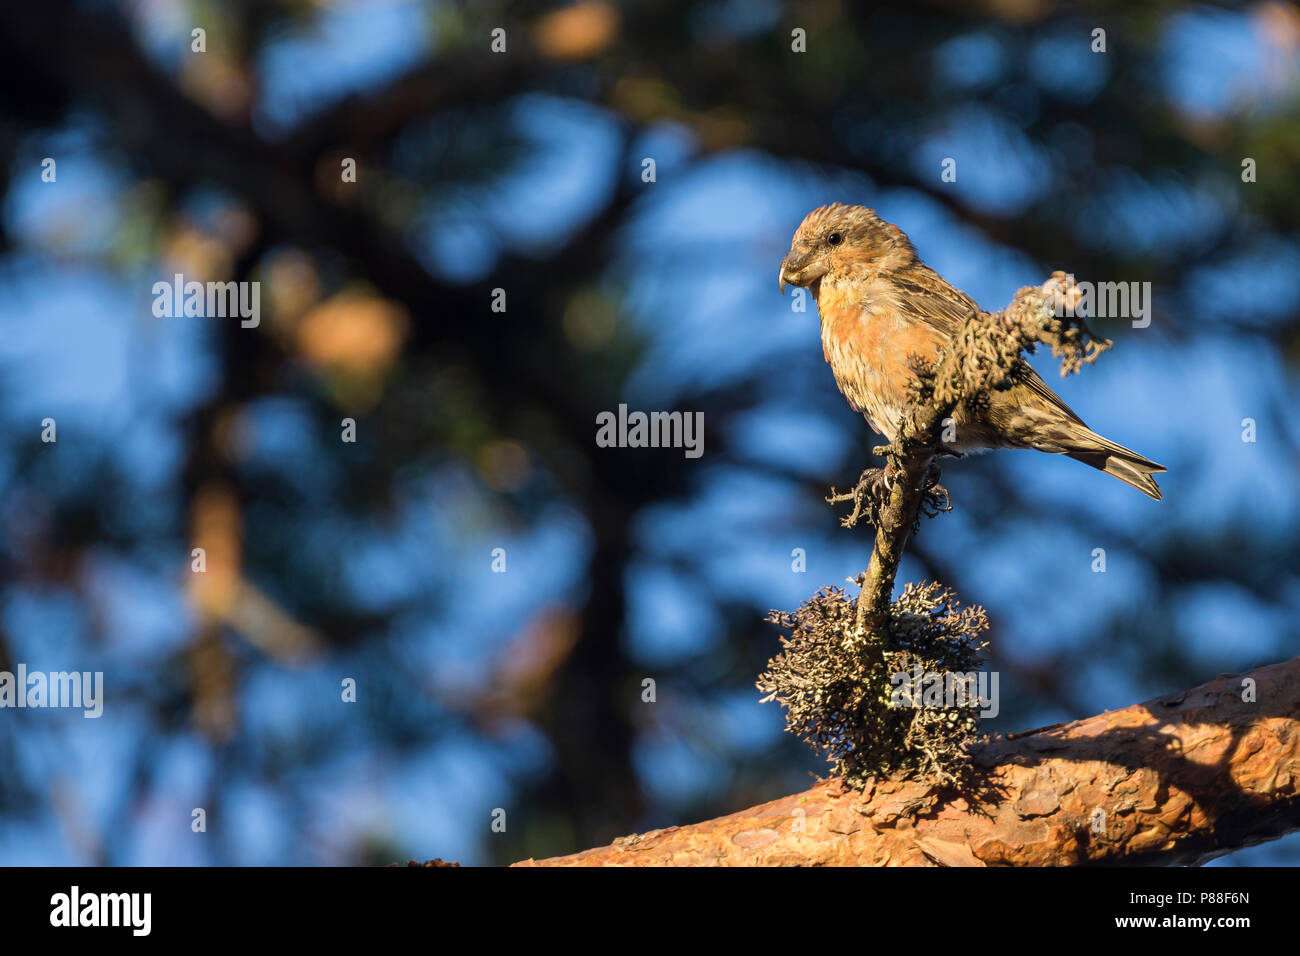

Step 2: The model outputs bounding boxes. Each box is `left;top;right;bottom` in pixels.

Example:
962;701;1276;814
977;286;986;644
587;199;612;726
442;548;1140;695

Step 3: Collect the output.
779;203;916;296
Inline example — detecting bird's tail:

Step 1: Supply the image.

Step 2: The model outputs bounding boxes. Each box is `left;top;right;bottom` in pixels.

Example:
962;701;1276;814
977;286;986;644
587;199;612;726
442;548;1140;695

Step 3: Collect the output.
1062;429;1165;501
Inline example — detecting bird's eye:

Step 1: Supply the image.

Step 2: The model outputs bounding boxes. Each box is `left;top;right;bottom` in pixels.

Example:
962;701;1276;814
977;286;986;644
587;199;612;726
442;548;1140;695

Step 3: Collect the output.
827;232;844;246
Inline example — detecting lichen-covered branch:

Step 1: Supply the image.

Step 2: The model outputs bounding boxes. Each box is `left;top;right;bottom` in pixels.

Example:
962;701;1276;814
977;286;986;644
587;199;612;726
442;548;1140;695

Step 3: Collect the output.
854;272;1110;639
513;656;1300;867
757;581;988;788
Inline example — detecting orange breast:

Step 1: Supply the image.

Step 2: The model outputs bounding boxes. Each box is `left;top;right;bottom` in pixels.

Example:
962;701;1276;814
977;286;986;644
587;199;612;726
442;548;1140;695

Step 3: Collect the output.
817;282;945;440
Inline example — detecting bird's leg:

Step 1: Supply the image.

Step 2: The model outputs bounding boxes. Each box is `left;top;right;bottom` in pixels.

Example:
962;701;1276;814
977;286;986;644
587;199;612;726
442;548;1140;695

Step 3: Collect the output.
919;460;953;519
826;460;895;529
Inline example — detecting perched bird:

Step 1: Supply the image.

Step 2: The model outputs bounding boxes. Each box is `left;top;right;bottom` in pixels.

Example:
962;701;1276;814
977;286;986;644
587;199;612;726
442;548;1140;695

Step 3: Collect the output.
779;203;1165;499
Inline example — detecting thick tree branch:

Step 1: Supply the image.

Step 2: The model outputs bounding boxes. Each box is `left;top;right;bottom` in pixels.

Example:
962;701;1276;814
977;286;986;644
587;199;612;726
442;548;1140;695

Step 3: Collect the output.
513;656;1300;866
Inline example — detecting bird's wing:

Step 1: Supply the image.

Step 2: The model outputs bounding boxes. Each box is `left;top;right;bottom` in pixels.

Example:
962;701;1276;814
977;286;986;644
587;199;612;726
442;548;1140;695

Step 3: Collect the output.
1013;362;1086;424
888;266;981;336
890;265;1087;425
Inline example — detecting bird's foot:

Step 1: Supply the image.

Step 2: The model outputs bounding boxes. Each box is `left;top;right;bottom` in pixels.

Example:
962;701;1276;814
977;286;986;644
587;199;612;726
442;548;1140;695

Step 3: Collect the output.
826;464;895;529
828;458;952;530
919;461;953;519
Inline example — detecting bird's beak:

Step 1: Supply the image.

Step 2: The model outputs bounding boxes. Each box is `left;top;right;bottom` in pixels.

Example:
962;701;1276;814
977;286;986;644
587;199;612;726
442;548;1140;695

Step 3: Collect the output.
778;252;797;295
778;250;823;295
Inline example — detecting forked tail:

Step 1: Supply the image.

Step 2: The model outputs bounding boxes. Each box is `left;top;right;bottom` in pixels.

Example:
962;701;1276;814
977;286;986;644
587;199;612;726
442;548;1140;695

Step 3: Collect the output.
1064;430;1165;500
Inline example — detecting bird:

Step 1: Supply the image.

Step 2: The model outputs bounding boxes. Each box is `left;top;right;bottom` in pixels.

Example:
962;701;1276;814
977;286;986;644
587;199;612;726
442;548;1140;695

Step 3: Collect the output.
778;203;1165;500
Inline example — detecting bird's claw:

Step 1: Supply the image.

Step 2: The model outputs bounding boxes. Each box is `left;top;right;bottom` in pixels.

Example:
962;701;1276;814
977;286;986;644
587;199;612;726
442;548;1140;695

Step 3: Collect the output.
826;465;894;529
827;459;951;530
919;462;953;519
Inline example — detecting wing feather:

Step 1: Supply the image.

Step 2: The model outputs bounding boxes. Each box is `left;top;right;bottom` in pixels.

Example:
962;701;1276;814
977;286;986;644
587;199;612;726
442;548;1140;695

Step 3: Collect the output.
890;266;1087;426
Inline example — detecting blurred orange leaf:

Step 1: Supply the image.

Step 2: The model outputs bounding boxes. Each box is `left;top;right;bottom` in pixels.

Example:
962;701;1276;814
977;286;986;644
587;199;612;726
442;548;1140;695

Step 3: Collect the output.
534;1;620;61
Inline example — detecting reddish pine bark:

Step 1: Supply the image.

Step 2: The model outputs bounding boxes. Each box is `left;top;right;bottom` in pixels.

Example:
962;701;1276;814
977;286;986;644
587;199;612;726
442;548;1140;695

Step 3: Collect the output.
513;657;1300;866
